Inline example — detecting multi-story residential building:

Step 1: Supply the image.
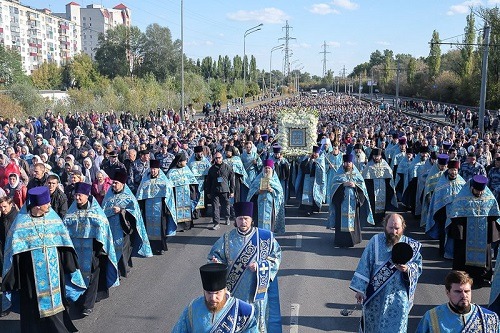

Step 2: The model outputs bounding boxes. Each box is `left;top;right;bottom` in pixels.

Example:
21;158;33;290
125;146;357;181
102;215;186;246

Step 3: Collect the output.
80;3;130;59
0;0;130;74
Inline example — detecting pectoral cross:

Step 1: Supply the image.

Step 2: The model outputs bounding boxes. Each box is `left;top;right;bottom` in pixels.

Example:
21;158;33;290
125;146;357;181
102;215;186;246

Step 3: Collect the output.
259;263;269;273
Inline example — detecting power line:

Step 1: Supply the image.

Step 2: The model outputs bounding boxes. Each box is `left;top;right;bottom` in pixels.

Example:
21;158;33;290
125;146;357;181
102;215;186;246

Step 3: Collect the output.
278;20;295;85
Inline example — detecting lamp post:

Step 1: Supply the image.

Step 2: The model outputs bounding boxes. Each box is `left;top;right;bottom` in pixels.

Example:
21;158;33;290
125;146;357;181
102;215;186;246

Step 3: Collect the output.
243;23;263;110
180;0;184;121
269;44;284;99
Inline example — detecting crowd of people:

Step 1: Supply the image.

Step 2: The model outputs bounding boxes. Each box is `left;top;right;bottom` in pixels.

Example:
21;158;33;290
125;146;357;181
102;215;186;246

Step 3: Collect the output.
1;93;500;331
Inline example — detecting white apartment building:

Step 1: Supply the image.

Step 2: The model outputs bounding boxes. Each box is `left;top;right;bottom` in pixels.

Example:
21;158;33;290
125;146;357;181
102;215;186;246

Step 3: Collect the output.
80;3;130;59
0;1;130;74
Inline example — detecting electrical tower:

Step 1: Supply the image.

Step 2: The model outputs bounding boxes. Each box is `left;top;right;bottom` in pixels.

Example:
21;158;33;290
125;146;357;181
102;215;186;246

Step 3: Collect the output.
320;41;331;78
278;20;296;85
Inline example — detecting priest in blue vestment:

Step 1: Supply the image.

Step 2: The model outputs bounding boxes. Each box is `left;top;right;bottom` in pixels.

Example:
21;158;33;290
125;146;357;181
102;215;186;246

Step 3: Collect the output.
294;146;326;216
446;175;500;287
414;151;438;219
208;202;282;333
328;154;374;247
63;182;119;316
361;148;397;223
418;270;499;332
136;159;177;255
325;144;343;202
188;146;211;218
102;170;153;277
247;159;285;234
419;154;448;228
224;145;249;218
171;263;258;333
402;146;429;216
425;160;465;258
271;146;290;204
2;186;86;333
350;213;422;333
166;153;199;231
241;141;263;188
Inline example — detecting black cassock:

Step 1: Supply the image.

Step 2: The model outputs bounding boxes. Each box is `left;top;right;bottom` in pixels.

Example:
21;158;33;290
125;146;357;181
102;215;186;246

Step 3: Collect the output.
2;247;79;333
449;216;500;283
332;184;364;248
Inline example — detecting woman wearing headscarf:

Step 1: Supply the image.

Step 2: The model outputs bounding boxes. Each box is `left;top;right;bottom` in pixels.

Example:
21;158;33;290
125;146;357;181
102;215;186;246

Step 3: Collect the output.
0;153;20;188
3;173;27;209
91;170;112;206
82;157;99;183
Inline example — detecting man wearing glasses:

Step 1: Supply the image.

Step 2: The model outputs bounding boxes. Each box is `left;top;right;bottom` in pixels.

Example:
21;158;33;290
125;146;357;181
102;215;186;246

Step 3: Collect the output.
205;153;235;230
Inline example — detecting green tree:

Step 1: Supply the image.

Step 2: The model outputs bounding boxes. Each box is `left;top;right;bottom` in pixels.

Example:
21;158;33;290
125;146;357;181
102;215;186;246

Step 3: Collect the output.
428;30;441;80
31;62;63;89
0;44;28;86
407;57;417;85
9;82;46;115
140;23;180;82
63;53;102;89
461;11;476;77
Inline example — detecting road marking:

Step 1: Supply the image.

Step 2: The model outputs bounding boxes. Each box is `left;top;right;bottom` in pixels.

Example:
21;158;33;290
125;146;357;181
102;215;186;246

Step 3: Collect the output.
290;303;300;332
295;235;302;248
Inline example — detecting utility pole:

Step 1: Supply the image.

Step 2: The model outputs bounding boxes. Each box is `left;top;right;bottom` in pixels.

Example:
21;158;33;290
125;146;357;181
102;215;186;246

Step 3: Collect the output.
479;24;490;135
180;0;184;121
320;41;331;78
278;20;296;88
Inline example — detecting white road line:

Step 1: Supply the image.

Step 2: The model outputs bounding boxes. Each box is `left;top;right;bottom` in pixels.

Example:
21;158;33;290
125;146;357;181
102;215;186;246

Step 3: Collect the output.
290;303;300;333
295;234;302;248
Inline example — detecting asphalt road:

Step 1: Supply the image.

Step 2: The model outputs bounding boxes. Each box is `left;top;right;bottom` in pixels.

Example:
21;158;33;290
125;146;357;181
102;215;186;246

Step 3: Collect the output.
0;199;493;333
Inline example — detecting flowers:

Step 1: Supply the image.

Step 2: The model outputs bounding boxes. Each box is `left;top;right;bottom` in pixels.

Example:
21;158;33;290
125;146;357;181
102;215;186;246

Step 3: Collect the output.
276;107;319;159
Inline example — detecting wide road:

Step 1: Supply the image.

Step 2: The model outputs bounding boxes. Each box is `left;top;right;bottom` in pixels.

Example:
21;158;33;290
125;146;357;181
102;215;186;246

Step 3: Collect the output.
0;199;493;332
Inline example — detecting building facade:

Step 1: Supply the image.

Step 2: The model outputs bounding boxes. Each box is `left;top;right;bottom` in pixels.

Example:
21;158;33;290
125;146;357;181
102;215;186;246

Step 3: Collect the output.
0;0;130;74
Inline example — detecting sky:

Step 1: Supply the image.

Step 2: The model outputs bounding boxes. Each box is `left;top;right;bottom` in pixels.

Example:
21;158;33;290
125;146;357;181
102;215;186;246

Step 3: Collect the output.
22;0;500;77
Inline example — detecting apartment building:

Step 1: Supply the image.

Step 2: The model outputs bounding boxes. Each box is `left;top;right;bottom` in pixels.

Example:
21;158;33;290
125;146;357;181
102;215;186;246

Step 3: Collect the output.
0;1;130;74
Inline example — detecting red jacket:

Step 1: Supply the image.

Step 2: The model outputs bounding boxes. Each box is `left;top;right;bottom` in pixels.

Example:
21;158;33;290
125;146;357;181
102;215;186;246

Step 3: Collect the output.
4;183;27;209
91;178;112;206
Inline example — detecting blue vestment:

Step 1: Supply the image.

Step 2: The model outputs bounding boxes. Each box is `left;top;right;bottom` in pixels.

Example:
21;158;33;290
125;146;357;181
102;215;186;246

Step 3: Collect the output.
350;234;422;333
208;228;282;333
2;208;86;315
361;160;398;216
241;150;263;185
171;294;258;333
166;166;199;223
247;172;285;234
63;198;119;289
419;165;444;227
188;155;211;209
327;166;374;230
225;156;250;203
325;152;343;201
102;185;153;261
415;160;436;217
294;155;326;210
136;169;177;237
416;303;499;333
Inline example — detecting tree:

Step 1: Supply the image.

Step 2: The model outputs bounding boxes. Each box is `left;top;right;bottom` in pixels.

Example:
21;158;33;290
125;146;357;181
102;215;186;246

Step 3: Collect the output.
461;11;476;78
140;23;180;82
95;25;141;79
0;44;28;86
63;53;102;89
9;82;47;116
233;55;243;81
407;58;417;85
428;30;441;80
31;62;63;90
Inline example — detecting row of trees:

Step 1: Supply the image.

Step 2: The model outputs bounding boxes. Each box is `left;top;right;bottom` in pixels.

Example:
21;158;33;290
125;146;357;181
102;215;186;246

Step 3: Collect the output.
1;6;499;118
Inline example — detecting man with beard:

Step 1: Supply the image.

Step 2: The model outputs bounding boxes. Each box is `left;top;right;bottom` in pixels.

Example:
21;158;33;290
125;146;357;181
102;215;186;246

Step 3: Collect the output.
325;143;343;202
402;146;430;216
166;153;199;231
188;146;211;218
350;213;423;333
394;146;413;202
446;175;500;287
63;182;119;316
353;143;367;172
224;145;249;218
414;151;439;219
362;148;398;223
426;160;466;258
247;159;285;234
241;141;263;188
295;146;326;216
328;154;374;247
171;263;258;332
136;159;177;255
102;170;153;277
208;202;282;333
1;187;86;332
417;270;499;332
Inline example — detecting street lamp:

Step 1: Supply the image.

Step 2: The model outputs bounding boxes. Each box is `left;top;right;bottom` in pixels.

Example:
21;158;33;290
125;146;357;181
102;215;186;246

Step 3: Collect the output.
269;44;284;99
243;23;263;110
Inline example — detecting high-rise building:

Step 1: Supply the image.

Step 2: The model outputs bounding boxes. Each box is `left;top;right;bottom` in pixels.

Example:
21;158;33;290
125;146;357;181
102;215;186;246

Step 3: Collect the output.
0;1;131;74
